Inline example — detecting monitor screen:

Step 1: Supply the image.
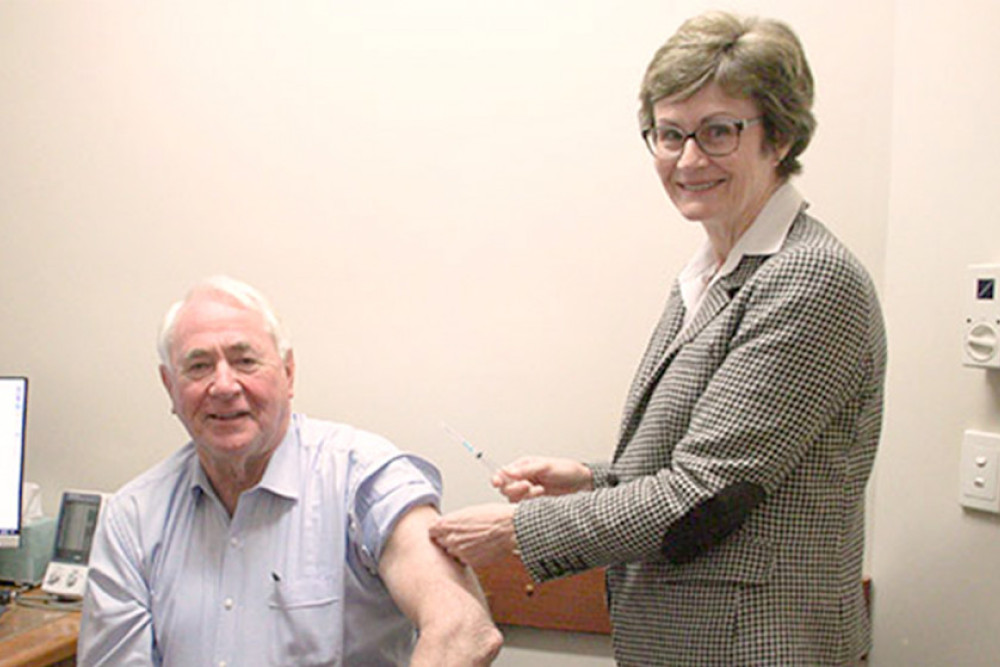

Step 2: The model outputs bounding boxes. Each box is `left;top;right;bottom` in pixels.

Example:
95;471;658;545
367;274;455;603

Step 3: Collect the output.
0;377;27;549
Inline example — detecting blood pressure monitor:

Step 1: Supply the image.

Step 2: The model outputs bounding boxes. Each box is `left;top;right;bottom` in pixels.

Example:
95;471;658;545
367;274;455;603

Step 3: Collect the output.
42;490;111;600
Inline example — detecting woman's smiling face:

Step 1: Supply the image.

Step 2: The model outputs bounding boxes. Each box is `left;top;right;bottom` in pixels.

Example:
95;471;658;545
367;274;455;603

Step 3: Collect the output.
652;82;785;237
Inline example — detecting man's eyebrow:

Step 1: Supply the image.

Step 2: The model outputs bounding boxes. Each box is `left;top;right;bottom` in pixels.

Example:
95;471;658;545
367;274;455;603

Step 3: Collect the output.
178;342;262;365
180;348;213;364
226;342;259;356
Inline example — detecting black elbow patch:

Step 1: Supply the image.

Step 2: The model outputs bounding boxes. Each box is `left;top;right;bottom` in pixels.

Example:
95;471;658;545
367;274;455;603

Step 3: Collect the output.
662;482;765;565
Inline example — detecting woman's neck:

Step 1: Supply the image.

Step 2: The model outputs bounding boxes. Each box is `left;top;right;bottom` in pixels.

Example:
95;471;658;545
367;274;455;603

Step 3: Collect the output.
701;179;784;262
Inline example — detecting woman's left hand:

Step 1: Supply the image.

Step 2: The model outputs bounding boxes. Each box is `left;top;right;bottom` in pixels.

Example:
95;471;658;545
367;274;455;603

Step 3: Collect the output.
429;503;517;568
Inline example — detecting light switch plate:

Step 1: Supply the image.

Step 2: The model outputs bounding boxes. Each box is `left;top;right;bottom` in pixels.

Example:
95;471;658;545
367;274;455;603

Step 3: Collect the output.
960;430;1000;513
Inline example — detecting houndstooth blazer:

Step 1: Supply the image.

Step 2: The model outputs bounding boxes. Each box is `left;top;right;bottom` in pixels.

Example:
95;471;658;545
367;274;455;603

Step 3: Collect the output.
514;211;886;666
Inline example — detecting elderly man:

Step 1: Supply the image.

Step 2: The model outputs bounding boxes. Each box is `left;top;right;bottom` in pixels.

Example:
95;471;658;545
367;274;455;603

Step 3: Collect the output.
78;276;502;666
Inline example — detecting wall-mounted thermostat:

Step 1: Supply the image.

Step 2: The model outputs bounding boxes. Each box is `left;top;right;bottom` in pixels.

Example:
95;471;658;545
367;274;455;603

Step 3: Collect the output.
962;264;1000;369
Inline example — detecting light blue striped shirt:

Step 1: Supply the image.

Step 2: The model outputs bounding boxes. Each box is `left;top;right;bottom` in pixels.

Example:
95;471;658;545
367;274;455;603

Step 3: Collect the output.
78;414;441;666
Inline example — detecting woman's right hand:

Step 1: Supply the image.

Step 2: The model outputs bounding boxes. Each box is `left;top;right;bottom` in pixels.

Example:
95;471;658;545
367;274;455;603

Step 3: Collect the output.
492;457;593;502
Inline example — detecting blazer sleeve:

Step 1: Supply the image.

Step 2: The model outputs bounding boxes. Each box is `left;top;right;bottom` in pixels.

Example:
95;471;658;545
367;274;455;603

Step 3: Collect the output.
514;241;884;581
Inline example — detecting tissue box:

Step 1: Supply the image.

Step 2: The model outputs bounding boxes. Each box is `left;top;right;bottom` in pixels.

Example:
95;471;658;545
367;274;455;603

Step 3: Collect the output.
0;517;56;585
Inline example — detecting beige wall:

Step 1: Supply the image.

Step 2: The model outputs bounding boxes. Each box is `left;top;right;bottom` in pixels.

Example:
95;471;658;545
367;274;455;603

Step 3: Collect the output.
1;1;993;665
869;1;1000;665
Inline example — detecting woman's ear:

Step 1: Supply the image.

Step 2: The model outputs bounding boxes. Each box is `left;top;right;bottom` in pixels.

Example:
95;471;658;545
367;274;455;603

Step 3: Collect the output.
774;143;791;167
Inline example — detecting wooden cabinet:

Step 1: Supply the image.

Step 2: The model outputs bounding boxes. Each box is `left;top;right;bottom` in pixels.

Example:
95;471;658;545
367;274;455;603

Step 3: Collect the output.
475;552;611;634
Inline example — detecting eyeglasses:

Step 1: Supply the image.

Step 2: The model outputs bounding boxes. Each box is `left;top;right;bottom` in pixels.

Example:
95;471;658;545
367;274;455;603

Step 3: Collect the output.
642;116;763;158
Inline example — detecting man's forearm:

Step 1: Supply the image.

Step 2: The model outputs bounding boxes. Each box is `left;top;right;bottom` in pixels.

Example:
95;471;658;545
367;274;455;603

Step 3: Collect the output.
380;505;502;665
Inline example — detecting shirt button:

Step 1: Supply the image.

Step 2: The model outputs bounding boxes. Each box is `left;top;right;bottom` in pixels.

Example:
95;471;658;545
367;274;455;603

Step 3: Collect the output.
224;598;234;610
230;537;239;548
219;661;228;667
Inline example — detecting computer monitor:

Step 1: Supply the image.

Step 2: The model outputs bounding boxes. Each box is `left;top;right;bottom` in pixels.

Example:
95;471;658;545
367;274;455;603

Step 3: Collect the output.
0;377;28;549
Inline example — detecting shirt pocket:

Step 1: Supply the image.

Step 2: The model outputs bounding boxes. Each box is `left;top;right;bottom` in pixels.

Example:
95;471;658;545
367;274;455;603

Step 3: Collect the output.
268;576;343;666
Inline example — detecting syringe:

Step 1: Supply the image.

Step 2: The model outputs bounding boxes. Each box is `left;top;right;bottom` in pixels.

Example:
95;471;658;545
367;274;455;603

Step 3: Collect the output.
441;422;501;475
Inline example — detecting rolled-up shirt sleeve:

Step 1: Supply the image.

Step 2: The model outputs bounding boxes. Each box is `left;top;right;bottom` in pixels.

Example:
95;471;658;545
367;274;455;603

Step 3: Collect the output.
351;455;442;573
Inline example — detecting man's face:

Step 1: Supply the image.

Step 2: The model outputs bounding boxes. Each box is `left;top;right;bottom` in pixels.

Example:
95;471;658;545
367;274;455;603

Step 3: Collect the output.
160;291;295;467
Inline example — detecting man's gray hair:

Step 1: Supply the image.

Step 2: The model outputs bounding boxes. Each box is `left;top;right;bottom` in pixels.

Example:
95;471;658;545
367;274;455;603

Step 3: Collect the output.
157;275;292;369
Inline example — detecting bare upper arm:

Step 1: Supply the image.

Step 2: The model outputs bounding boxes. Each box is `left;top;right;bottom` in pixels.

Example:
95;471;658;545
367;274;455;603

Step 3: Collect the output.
378;504;502;666
379;504;484;624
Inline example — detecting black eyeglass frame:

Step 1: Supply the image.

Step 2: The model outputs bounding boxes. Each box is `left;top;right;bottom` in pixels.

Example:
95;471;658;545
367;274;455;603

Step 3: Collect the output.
641;116;764;158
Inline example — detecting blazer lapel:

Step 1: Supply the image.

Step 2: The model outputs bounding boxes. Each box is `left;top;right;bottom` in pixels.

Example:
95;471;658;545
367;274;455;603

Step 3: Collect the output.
627;286;684;405
614;256;766;460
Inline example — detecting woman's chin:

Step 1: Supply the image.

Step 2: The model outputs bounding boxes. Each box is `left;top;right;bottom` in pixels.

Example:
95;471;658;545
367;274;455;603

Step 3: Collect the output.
673;201;716;224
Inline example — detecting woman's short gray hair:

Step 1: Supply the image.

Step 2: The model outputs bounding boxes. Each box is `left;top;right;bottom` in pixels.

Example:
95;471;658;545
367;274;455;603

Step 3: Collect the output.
638;11;815;178
157;275;292;369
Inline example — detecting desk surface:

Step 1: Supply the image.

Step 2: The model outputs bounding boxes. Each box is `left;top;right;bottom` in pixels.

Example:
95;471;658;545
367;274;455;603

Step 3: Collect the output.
0;594;79;667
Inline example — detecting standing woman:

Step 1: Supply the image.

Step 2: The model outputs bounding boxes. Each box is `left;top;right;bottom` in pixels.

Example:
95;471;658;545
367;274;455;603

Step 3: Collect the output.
432;11;885;667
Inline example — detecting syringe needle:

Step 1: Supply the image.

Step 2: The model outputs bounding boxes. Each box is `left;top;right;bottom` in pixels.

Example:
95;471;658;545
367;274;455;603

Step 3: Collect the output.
441;421;499;474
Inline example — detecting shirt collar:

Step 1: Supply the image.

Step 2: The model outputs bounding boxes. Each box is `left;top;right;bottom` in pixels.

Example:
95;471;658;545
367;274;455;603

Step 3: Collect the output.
255;419;301;501
715;181;805;278
188;416;302;503
677;182;804;318
677;241;720;318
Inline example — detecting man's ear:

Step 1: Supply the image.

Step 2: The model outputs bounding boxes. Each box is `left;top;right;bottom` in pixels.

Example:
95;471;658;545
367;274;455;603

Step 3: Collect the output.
160;364;173;392
284;350;296;399
159;365;177;413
